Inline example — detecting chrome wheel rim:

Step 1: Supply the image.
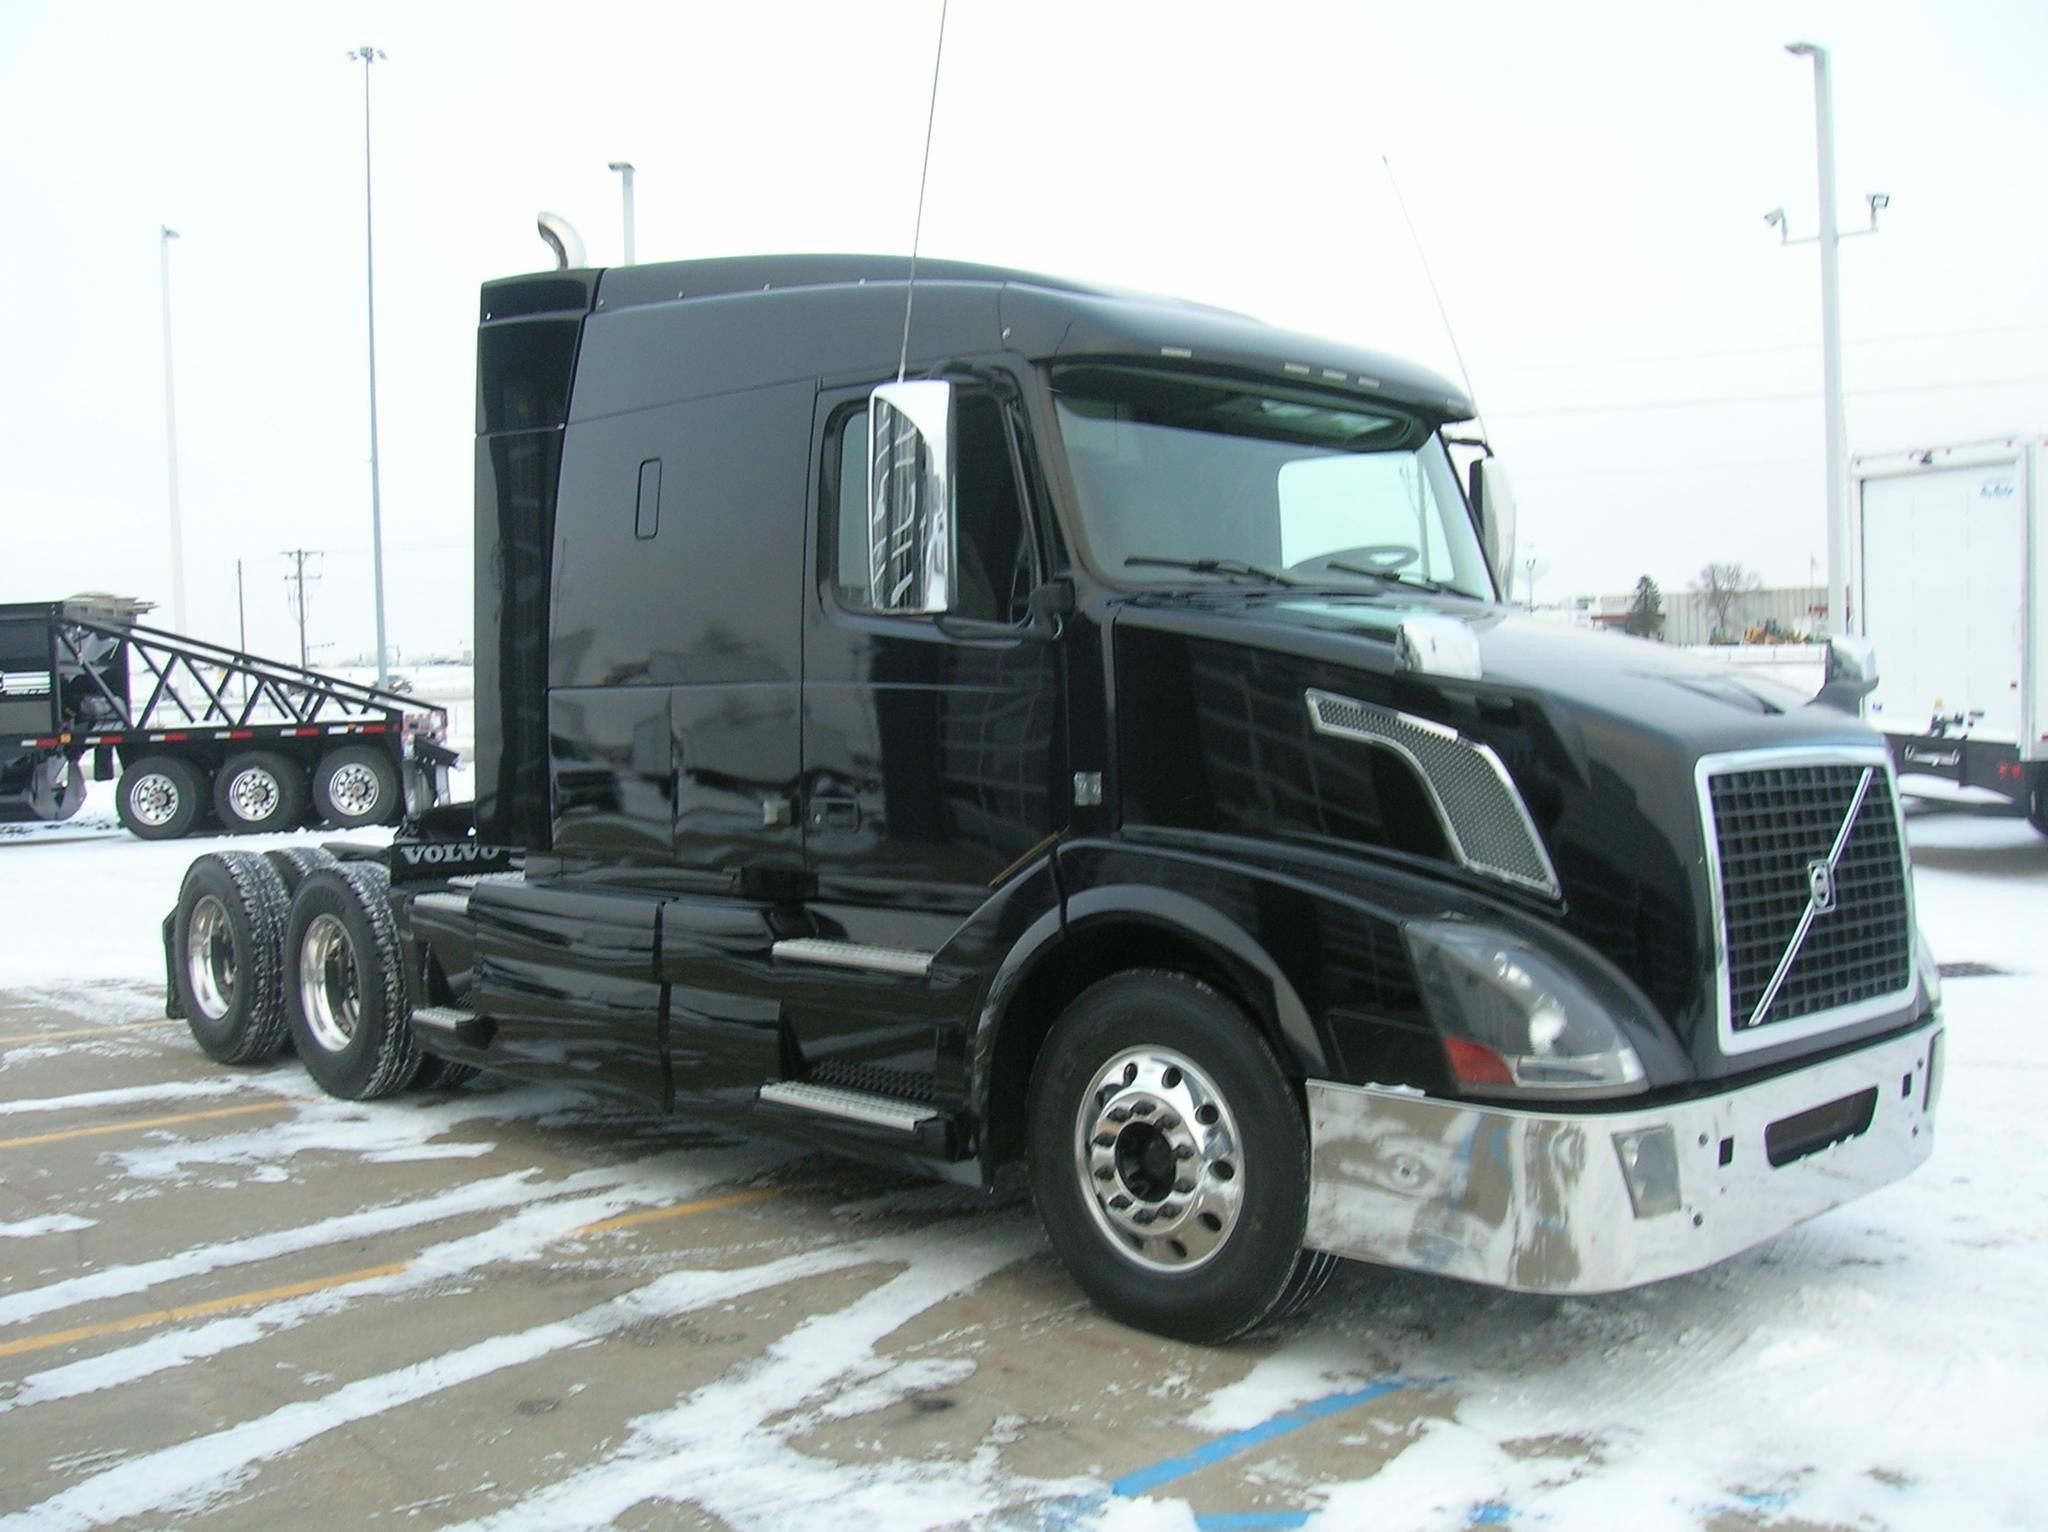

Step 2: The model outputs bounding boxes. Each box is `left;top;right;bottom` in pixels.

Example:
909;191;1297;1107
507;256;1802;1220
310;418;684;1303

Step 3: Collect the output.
299;912;360;1053
184;895;235;1021
328;763;380;818
1074;1045;1246;1273
227;766;281;823
130;772;180;827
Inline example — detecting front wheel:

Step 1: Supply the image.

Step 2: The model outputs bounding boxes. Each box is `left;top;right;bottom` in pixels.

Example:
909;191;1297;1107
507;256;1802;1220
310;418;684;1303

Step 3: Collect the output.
1027;970;1324;1343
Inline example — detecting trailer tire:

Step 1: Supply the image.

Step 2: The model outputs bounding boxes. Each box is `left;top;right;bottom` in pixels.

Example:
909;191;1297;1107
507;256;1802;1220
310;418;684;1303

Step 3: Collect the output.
2029;780;2048;837
313;746;400;829
1026;970;1320;1343
117;756;207;841
172;852;293;1064
214;751;307;834
262;845;339;897
285;862;420;1100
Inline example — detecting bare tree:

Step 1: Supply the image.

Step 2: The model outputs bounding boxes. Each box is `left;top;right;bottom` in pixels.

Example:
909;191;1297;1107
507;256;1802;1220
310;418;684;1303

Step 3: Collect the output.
1697;561;1762;640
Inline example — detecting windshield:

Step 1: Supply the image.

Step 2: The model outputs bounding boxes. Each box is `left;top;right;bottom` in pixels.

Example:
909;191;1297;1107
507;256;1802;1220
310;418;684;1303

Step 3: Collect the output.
1050;364;1495;600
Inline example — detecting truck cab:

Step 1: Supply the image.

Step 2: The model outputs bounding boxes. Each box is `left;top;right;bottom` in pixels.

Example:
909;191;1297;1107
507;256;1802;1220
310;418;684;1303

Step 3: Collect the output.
170;255;1942;1342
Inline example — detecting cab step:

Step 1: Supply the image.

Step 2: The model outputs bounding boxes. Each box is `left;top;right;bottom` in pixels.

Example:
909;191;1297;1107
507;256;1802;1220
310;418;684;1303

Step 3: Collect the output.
410;1004;493;1048
754;1080;936;1134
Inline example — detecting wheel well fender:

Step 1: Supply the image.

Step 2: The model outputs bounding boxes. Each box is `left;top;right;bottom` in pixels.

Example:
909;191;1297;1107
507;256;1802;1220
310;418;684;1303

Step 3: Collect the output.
970;884;1324;1174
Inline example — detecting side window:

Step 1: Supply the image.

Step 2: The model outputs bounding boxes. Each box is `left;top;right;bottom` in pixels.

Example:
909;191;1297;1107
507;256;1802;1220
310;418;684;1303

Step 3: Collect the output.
829;393;1036;623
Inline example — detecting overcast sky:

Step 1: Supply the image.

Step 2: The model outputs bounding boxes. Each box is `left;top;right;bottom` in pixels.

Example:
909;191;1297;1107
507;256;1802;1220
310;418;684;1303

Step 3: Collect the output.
3;0;2043;662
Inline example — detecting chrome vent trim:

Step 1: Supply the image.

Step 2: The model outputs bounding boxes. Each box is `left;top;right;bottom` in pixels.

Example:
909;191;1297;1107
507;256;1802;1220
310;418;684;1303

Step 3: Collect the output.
1305;688;1560;898
771;938;933;978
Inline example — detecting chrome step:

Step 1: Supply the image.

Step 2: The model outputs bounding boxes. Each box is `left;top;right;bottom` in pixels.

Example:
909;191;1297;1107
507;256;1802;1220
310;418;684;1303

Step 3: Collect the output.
755;1080;935;1134
770;938;932;978
410;890;471;917
411;1004;481;1039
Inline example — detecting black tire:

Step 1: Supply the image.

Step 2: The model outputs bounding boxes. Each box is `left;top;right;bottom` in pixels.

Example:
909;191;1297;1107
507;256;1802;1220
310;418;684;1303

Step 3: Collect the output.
171;852;293;1064
262;845;339;898
313;745;401;829
284;862;420;1100
213;751;308;834
2028;779;2048;837
1026;970;1321;1343
410;1054;481;1090
116;755;207;841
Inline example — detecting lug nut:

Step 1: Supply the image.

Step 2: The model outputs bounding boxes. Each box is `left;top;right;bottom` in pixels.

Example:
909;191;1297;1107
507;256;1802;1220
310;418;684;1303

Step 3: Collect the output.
1109;1193;1131;1210
1154;1112;1179;1130
1107;1106;1131;1123
1094;1166;1114;1181
1131;1100;1155;1116
1174;1143;1195;1160
1174;1178;1195;1194
1093;1132;1116;1149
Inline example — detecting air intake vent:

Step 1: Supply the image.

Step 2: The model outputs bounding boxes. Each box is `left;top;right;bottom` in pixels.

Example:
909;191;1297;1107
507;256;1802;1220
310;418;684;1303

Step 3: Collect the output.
1305;689;1558;897
1700;752;1914;1053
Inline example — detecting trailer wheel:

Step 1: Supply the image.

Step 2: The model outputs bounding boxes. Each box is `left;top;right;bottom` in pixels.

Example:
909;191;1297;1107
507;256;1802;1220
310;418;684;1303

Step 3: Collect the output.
285;862;420;1100
214;751;308;835
2029;780;2048;837
172;852;293;1064
313;746;400;828
1026;970;1321;1343
116;756;207;840
262;845;338;897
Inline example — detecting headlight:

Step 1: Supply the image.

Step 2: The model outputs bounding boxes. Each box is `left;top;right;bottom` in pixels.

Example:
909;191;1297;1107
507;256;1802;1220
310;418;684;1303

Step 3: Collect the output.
1407;918;1647;1098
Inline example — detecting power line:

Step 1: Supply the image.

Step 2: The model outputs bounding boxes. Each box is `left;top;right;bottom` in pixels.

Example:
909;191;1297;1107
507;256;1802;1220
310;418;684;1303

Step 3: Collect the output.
1488;374;2048;421
1479;323;2048;377
282;548;324;669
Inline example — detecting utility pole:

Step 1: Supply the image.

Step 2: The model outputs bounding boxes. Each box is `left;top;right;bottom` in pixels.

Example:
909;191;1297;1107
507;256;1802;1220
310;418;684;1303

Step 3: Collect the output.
608;161;637;264
236;559;247;654
282;549;323;668
1771;42;1887;637
348;45;391;687
159;226;187;634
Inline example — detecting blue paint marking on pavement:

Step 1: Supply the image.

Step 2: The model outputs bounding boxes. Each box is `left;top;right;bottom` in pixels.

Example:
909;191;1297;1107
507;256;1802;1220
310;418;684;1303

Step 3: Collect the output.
1192;1514;1313;1530
1109;1376;1413;1498
1469;1502;1515;1525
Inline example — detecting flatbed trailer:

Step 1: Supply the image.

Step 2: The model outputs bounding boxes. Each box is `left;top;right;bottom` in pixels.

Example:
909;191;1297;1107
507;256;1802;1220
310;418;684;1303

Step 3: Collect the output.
0;595;453;838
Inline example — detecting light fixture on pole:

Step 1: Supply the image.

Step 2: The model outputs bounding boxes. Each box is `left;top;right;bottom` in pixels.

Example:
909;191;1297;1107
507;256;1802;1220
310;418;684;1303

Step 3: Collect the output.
348;43;391;687
608;161;636;265
158;225;187;634
1772;40;1886;637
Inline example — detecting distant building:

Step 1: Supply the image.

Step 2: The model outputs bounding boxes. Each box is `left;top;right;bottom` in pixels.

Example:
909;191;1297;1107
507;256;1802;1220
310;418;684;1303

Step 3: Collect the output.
1565;585;1826;645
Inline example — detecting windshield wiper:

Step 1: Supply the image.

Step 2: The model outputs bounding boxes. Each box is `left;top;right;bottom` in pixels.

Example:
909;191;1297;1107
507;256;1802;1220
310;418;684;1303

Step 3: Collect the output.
1324;561;1450;594
1124;555;1300;587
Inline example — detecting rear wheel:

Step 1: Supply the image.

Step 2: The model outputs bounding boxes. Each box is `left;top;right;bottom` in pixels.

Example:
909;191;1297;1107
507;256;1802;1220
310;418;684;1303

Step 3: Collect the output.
214;751;307;834
172;852;292;1064
313;746;400;829
262;845;338;897
117;755;206;840
285;862;419;1099
1027;970;1322;1343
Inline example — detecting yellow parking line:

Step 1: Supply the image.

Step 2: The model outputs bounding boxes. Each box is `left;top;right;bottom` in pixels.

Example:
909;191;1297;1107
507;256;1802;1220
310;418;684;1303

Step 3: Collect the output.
0;1101;290;1151
0;1185;785;1360
0;1263;410;1360
0;1019;183;1047
570;1186;784;1236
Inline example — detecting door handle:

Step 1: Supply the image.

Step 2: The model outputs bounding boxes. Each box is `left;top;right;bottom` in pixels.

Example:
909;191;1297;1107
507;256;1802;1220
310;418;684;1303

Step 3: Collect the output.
807;796;860;831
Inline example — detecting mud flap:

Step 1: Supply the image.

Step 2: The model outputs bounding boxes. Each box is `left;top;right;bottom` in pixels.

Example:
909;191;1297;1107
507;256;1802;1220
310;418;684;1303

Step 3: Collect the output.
162;910;185;1019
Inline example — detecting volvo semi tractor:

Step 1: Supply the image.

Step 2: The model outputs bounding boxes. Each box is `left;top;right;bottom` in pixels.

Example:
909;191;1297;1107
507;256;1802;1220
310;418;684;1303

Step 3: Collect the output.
163;256;1941;1341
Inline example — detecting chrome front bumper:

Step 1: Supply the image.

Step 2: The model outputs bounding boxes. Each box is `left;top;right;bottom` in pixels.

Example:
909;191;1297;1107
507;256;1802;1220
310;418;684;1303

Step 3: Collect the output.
1303;1022;1941;1294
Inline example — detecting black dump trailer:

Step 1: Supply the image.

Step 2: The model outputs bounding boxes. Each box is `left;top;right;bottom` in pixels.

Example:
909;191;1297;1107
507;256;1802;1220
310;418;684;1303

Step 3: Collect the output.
1;595;453;838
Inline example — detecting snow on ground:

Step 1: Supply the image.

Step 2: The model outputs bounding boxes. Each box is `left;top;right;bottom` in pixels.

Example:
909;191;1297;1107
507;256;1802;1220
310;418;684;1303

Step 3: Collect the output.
0;785;2043;1527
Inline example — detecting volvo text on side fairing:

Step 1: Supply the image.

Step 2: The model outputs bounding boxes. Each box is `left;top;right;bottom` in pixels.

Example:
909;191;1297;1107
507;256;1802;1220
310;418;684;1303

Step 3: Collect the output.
163;256;1942;1341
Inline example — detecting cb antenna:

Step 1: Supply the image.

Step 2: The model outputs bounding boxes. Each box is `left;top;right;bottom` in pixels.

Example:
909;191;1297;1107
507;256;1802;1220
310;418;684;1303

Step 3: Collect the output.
897;0;950;382
1382;155;1490;446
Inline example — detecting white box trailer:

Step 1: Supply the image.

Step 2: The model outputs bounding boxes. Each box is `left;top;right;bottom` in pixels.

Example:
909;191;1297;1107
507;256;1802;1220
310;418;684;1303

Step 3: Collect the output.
1850;435;2047;830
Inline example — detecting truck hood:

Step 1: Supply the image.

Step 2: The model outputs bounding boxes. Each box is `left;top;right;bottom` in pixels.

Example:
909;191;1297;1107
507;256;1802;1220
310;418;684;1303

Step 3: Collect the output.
1109;592;1895;1077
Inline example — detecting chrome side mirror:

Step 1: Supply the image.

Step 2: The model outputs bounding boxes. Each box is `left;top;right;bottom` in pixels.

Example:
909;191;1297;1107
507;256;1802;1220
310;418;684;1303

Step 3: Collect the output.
1471;458;1517;602
1815;633;1879;714
868;380;954;615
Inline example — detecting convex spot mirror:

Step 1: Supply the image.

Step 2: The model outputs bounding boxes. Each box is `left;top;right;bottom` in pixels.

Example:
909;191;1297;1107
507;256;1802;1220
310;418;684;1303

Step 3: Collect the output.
868;380;955;616
1470;458;1518;603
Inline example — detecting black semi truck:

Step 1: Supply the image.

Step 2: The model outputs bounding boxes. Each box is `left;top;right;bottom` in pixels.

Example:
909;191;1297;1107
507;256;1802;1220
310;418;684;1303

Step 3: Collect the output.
1;595;452;838
162;256;1942;1341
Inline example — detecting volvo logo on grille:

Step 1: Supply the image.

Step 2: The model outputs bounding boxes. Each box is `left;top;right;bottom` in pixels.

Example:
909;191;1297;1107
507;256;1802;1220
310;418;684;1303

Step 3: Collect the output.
1807;859;1838;914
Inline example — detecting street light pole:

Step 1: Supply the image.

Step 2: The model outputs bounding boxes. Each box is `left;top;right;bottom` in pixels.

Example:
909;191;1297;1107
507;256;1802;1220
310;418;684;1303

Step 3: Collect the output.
159;226;187;634
608;161;636;264
348;44;391;687
1777;41;1885;637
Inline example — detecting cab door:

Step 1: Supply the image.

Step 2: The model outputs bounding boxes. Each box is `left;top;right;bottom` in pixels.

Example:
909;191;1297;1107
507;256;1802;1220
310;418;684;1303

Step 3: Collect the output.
790;376;1067;1093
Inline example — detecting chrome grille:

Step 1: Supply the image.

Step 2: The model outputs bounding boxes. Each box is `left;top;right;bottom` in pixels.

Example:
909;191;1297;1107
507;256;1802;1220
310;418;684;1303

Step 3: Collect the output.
1702;754;1913;1050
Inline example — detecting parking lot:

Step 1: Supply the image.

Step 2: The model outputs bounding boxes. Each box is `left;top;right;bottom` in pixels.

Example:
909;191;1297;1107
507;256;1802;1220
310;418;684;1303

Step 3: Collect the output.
2;806;2045;1530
